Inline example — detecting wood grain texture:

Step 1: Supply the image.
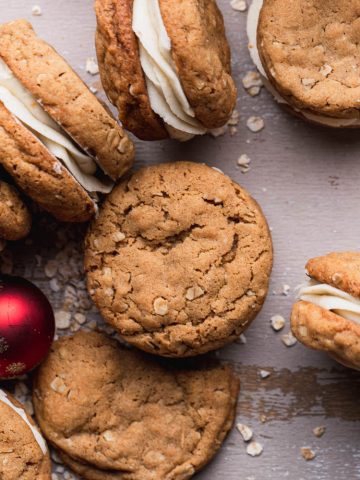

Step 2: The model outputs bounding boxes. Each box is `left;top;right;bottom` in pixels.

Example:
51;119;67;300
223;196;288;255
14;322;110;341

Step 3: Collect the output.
1;1;360;479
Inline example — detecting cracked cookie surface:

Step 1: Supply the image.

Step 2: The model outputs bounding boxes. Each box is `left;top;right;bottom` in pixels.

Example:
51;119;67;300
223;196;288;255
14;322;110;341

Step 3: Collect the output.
85;162;273;357
0;391;51;480
258;0;360;118
0;181;31;241
33;331;239;480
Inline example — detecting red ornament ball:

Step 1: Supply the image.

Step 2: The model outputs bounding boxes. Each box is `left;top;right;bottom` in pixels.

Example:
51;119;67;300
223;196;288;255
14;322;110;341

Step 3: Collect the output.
0;275;55;379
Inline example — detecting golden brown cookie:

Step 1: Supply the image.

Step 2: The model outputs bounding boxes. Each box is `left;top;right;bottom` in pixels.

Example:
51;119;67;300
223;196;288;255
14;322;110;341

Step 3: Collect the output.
248;0;360;127
0;20;134;180
0;389;51;480
95;0;237;140
291;252;360;370
0;180;31;240
85;162;273;357
33;331;240;480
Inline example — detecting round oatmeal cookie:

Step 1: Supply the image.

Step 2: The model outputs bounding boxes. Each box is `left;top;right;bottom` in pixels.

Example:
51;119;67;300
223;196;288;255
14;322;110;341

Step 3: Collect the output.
258;0;360;119
0;181;31;240
33;331;240;480
95;0;237;140
291;252;360;370
0;389;51;480
85;162;273;357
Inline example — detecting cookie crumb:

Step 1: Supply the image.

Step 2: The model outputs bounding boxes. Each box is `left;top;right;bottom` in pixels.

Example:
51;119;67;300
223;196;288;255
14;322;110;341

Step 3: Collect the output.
281;331;297;347
186;285;204;301
237;154;251;173
153;297;169;316
32;5;42;15
282;284;291;296
231;0;247;11
246;116;264;133
271;314;285;331
55;310;71;330
259;369;271;379
239;333;247;344
237;423;253;442
90;86;98;94
301;447;316;461
313;426;326;438
210;126;227;138
242;71;263;96
86;58;99;76
246;441;263;457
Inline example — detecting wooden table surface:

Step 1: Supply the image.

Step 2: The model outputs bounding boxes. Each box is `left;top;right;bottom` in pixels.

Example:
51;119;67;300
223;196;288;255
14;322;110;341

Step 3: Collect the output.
1;1;360;479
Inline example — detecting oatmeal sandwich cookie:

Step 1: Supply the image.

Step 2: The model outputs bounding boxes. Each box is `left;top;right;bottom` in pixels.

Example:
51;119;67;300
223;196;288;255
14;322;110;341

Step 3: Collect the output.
0;20;134;222
0;389;51;480
95;0;237;141
247;0;360;127
85;162;273;357
33;331;239;480
0;180;31;241
292;252;360;370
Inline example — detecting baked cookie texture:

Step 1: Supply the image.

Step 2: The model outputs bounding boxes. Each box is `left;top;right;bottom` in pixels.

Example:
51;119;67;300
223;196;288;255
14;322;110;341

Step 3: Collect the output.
33;331;240;480
95;0;237;140
0;391;51;480
85;162;273;357
0;180;31;240
0;102;96;223
291;252;360;370
0;19;134;180
258;0;360;118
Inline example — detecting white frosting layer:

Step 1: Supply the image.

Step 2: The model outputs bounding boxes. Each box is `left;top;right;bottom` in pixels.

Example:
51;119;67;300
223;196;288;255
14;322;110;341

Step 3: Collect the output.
0;60;112;193
247;0;360;128
132;0;206;140
0;389;47;455
299;281;360;324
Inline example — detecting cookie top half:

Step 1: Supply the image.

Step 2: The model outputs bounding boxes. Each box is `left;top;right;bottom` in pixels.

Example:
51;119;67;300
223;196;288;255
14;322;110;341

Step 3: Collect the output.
0;389;51;480
258;0;360;118
85;162;273;357
33;331;239;480
95;0;236;140
0;180;31;241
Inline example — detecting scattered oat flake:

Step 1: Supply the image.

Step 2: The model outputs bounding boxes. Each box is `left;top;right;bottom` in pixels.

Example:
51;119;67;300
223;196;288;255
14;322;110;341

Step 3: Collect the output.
32;5;42;15
281;331;297;347
282;284;291;296
86;58;99;75
246;116;264;133
237;423;253;442
301;447;316;461
246;441;263;457
260;414;267;423
239;333;247;344
313;426;326;438
231;0;247;11
271;314;285;332
242;71;262;91
55;310;71;329
259;369;271;379
228;109;240;126
210;126;227;138
90;86;98;94
237;154;251;167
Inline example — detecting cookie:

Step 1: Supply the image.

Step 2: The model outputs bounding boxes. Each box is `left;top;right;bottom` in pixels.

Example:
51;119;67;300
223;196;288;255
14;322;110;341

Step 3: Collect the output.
291;252;360;370
95;0;237;141
33;331;240;480
0;180;31;240
85;162;273;357
0;389;51;480
247;0;360;127
0;20;134;222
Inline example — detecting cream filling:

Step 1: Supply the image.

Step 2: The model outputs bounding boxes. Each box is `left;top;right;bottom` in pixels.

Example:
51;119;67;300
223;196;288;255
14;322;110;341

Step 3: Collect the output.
247;0;360;128
132;0;207;140
299;281;360;324
0;60;112;193
0;389;47;455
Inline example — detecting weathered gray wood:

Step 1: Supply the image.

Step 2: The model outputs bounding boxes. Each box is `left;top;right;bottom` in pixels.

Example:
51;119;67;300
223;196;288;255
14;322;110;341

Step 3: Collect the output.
1;1;360;479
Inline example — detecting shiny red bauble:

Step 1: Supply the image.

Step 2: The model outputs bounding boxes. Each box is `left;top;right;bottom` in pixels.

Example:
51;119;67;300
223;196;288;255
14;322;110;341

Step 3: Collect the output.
0;275;55;379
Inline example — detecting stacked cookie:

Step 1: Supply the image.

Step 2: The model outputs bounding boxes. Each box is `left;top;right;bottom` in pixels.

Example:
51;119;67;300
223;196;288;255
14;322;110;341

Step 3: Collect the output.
0;389;51;479
0;181;31;241
0;20;134;226
248;0;360;127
